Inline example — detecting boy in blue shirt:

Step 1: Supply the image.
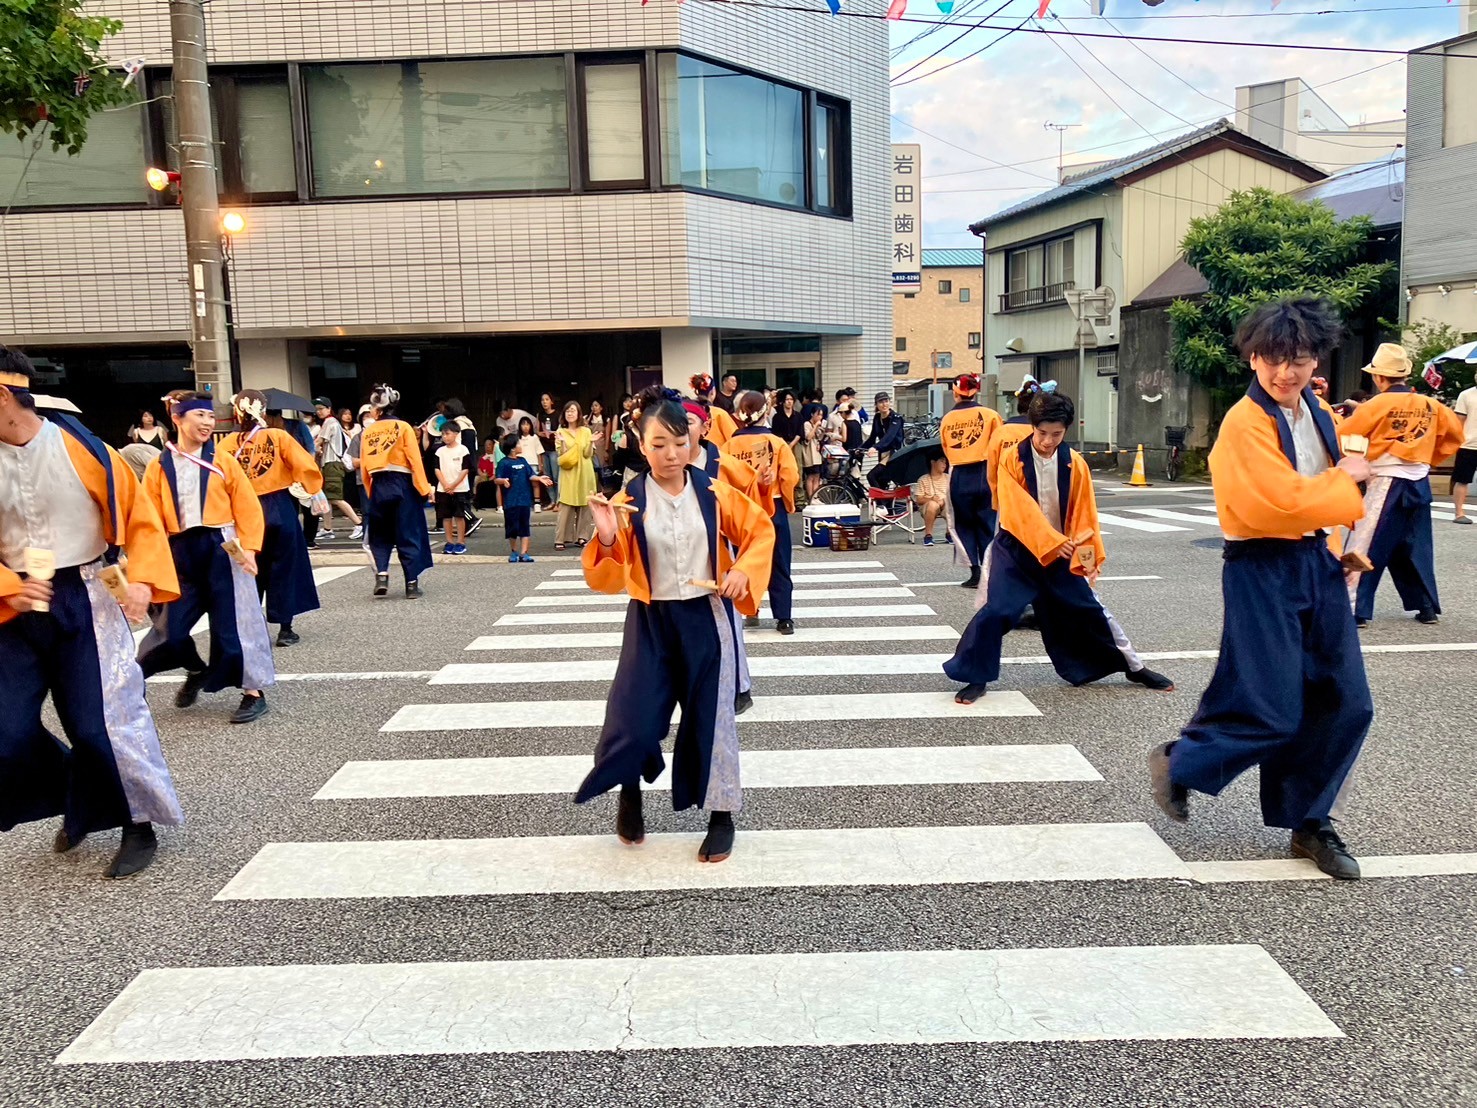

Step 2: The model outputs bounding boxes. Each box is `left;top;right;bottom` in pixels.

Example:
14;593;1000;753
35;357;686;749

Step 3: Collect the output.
494;434;548;563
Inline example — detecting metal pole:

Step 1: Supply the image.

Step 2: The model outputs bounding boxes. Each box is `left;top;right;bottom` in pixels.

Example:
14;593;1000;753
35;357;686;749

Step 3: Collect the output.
169;0;231;413
1077;335;1086;452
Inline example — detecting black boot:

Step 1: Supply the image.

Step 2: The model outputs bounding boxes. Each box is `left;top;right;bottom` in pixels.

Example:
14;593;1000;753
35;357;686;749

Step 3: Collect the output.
961;566;981;589
1291;822;1360;880
230;692;269;724
698;811;735;863
1147;741;1190;823
616;784;645;845
175;669;208;709
734;690;754;716
776;619;795;636
275;624;300;647
405;579;423;600
54;825;87;853
373;573;389;597
105;822;157;879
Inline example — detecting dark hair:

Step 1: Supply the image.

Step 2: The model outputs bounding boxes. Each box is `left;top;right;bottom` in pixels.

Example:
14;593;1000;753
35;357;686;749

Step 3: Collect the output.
0;346;36;410
496;399;510;413
722;372;738;384
500;433;519;456
632;385;688;438
734;390;769;426
442;398;467;420
1029;391;1075;429
1235;297;1342;365
518;415;534;436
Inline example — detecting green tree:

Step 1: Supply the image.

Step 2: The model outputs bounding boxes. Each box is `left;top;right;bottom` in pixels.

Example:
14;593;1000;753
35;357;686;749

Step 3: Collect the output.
1;0;131;155
1168;187;1396;419
1387;317;1474;404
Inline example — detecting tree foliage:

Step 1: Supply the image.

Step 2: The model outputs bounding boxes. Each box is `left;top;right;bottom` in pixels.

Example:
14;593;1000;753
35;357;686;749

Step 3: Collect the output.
1391;317;1476;405
1168;187;1396;417
0;0;131;155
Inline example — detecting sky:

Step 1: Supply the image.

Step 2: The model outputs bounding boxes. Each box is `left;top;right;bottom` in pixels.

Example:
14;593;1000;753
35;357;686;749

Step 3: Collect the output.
887;0;1465;246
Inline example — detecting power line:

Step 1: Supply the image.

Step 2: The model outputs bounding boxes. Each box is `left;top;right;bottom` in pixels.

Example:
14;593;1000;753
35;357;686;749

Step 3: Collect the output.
890;0;1014;84
892;12;1036;87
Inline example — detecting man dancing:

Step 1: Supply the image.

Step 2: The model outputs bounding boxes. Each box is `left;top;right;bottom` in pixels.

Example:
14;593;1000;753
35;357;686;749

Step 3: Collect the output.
940;373;1002;589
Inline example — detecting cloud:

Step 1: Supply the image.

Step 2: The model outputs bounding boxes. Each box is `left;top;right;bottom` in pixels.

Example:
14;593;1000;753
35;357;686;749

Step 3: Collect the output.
890;0;1460;243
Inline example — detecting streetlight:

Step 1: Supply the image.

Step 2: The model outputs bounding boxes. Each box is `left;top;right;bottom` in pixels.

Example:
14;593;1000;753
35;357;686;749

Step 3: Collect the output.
221;210;246;235
219;211;247;393
145;166;181;193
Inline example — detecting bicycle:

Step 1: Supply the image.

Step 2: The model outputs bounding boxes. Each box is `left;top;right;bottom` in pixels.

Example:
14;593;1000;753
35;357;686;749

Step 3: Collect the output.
903;416;941;446
1165;425;1190;483
811;447;870;507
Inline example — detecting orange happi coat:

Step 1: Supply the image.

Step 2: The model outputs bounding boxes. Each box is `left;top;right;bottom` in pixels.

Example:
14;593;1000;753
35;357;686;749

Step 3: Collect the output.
217;426;324;497
940;401;1003;468
721;429;800;515
996;440;1106;577
1337;387;1465;468
357;418;433;497
985;419;1034;499
141;446;266;553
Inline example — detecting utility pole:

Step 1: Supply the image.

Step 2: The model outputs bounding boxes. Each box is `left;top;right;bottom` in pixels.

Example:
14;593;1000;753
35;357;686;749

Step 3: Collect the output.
169;0;231;412
1044;121;1082;181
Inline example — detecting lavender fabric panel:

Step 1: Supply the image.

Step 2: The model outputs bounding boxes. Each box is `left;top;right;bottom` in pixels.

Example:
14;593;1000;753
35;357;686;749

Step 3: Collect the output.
223;525;276;691
81;567;185;827
702;594;743;813
727;595;751;695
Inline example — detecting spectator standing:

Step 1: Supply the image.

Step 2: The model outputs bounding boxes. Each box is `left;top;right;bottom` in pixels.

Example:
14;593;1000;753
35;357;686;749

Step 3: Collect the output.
128;410;167;449
435;422;472;555
554;400;596;549
862;391;905;477
339;408;358;438
495;434;548;562
801;406;826;503
770;391;805;506
914;455;950;547
441;398;483;538
515;416;546;509
1452;381;1477;524
313;397;363;541
714;372;740;414
475;437;502;510
496;400;535;437
588;398;611;473
536;392;560;507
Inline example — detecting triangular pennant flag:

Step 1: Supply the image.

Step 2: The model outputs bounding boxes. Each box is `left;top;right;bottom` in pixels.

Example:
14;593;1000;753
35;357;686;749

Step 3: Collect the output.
937;0;954;11
1036;0;1053;16
887;0;908;19
1424;362;1445;391
827;0;842;13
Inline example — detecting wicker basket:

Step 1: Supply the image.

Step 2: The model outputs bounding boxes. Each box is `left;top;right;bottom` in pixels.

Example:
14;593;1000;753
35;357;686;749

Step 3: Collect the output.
823;521;874;551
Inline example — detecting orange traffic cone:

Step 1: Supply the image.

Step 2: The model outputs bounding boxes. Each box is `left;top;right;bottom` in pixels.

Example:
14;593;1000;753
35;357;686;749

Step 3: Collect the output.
1126;444;1150;487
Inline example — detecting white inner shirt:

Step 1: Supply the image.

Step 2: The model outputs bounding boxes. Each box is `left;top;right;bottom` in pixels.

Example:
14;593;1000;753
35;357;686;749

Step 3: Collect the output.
0;420;108;571
1280;399;1329;479
1032;447;1064;533
644;475;711;602
174;448;205;531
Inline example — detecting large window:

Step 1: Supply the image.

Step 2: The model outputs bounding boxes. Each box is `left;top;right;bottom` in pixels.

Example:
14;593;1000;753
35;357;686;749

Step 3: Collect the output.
813;97;848;214
0;104;149;207
1002;234;1075;310
304;58;569;197
581;59;646;186
658;54;809;209
158;70;295;200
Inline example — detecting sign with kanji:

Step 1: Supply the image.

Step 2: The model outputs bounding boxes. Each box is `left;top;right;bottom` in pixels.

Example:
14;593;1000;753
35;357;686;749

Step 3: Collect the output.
891;143;922;291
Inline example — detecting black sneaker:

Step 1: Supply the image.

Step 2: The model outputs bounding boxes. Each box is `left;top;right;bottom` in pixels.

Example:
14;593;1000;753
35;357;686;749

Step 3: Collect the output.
734;690;754;716
961;566;980;589
54;825;87;854
1147;741;1190;822
373;573;389;597
616;785;645;846
175;669;208;709
230;693;269;724
1355;617;1368;628
275;627;300;647
1291;824;1360;880
405;579;423;600
105;822;157;879
1416;609;1439;625
1127;667;1175;692
776;619;795;636
698;812;735;863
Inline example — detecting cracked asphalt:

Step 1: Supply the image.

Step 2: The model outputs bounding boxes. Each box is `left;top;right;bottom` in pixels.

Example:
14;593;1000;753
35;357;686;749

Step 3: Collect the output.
1;483;1474;1107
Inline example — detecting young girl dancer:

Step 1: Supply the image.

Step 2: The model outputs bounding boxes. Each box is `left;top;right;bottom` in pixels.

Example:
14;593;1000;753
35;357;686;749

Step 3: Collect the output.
722;390;800;634
575;389;774;864
358;385;434;599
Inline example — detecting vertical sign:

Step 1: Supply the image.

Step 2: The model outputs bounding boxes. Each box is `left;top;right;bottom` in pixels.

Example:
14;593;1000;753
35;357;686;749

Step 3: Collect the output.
891;143;922;290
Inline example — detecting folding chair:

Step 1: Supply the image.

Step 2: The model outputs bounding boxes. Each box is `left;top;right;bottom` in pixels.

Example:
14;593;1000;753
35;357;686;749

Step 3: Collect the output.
867;485;919;544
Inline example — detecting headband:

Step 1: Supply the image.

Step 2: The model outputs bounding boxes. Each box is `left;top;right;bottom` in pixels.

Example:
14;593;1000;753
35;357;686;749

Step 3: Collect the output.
0;371;30;389
682;401;709;424
172;398;214;417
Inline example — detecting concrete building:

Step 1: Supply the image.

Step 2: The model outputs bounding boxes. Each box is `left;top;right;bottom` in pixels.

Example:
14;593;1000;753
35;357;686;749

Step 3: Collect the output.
1402;28;1477;343
891;248;984;408
1234;78;1405;175
0;0;890;440
968;120;1323;448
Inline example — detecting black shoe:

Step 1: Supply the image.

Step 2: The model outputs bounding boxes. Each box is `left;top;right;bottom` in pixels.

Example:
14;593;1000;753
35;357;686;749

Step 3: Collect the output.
405;579;422;600
1015;608;1040;632
1416;609;1439;625
776;619;795;636
743;616;759;629
105;822;157;879
1354;617;1368;628
1453;515;1473;525
698;812;735;863
1127;667;1175;692
1291;824;1360;880
734;690;754;716
961;567;981;589
54;825;87;853
373;573;389;597
1147;741;1189;823
229;693;269;724
275;627;300;647
175;669;208;709
955;683;987;705
616;785;645;845
465;516;483;536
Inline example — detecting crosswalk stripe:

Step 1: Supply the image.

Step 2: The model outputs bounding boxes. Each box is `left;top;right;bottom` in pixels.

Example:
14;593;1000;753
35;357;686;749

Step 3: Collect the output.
905;576;1160;587
55;943;1340;1063
215;822;1188;901
1187;852;1477;883
382;690;1039;732
554;561;886;575
1182;503;1221;514
516;585;909;611
1430;507;1456;519
1122;508;1218;526
312;567;366;585
492;603;938;626
1094;511;1188;533
429;652;957;685
465;625;961;651
315;744;1102;799
535;571;899;590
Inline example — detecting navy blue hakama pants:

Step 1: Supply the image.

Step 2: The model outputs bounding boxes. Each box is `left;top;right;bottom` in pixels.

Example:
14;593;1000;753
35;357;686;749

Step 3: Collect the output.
944;532;1141;687
1171;537;1372;829
137;527;276;694
575;596;741;813
367;471;434;581
257;488;319;625
0;566;183;839
767;503;793;620
949;461;996;567
1354;475;1439;621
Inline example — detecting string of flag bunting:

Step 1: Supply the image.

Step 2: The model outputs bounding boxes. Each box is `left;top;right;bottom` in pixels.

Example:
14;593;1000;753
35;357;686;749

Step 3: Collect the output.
642;0;1454;15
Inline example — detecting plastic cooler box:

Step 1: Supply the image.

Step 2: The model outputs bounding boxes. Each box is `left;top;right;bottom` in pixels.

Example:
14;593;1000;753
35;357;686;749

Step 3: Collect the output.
802;503;862;547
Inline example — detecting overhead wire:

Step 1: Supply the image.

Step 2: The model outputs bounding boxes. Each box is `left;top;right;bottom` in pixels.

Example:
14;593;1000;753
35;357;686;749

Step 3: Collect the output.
890;0;1015;84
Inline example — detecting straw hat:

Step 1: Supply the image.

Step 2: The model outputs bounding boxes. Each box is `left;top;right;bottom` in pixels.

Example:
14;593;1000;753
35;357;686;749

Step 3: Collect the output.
1363;342;1412;379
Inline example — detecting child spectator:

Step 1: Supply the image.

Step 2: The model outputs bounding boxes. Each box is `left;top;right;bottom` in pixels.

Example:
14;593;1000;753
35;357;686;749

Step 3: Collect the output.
435;422;472;555
496;433;547;562
475;437;502;510
914;455;950;547
516;416;546;512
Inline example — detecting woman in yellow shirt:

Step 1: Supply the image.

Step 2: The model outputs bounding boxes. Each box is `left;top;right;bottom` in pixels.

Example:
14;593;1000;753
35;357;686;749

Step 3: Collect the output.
554;401;596;550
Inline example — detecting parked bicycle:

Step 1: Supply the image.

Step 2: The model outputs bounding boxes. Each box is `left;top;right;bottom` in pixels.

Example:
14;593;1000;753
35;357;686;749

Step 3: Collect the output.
810;446;870;507
903;416;941;446
1165;425;1191;483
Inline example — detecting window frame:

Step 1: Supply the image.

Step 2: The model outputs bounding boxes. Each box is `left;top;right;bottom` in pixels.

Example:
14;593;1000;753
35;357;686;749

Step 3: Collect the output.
968;332;982;349
1001;233;1077;312
895;337;907;353
576;53;650;191
959;287;971;303
938;279;953;294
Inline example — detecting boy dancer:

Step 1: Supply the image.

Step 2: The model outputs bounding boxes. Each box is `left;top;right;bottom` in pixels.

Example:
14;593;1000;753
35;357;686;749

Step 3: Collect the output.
941;373;1003;589
138;393;274;723
494;434;549;563
943;392;1173;704
1148;298;1373;880
1337;343;1464;626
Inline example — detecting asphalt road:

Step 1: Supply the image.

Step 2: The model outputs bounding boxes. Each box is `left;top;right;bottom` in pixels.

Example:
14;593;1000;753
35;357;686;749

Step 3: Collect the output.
1;481;1474;1108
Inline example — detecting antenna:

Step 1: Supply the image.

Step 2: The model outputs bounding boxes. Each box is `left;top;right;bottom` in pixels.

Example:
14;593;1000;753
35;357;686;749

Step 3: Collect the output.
1044;121;1083;180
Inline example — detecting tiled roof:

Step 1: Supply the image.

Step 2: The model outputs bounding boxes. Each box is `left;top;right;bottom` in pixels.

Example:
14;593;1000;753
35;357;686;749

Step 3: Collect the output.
922;248;981;268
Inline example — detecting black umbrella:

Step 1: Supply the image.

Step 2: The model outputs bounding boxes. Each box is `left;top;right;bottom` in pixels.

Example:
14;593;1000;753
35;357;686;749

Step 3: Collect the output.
260;387;316;414
874;435;944;487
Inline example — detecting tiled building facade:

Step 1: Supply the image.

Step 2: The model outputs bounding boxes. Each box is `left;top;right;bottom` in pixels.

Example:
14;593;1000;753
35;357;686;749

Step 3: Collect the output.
0;0;891;438
890;249;984;417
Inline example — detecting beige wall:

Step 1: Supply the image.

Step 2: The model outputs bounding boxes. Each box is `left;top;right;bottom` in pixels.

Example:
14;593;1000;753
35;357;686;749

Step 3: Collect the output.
1120;148;1316;302
892;266;984;379
986;218;1119;358
1407;290;1477;339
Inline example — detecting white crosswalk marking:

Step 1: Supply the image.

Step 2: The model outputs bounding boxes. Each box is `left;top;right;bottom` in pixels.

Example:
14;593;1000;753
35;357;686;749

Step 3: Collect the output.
1124;508;1225;526
56;944;1340;1064
549;560;888;576
465;625;961;650
493;603;938;625
516;586;915;607
1095;511;1189;533
314;744;1102;799
535;571;898;590
429;652;957;685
